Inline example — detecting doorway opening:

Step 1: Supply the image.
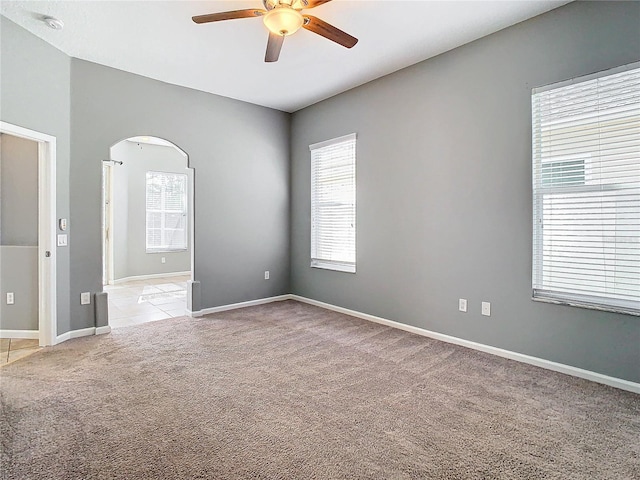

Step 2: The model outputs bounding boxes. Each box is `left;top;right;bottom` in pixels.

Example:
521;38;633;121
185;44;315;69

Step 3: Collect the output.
102;136;193;328
0;121;57;348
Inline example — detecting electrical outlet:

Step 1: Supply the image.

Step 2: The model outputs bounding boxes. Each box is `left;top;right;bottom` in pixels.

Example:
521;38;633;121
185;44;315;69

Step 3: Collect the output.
81;292;91;305
264;271;270;280
161;257;166;264
482;302;491;316
6;292;15;305
458;298;467;312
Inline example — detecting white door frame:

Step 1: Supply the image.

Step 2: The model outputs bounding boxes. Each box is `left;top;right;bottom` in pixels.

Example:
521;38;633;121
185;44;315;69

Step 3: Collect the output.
102;163;114;285
0;121;57;346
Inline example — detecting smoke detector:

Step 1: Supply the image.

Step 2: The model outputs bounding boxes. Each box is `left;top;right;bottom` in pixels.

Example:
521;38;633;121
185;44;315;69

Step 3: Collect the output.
43;16;64;30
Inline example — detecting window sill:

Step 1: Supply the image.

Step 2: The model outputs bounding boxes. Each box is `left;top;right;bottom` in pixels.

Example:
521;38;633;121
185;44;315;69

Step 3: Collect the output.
311;261;356;274
532;295;640;317
146;249;188;254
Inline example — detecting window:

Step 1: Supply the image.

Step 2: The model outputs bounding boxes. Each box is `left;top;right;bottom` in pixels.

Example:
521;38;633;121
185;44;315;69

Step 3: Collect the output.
146;171;187;252
532;63;640;315
541;159;585;187
310;133;356;273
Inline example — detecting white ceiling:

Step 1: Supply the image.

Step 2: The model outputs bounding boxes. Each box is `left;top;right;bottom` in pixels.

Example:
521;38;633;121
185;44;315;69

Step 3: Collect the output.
1;0;571;112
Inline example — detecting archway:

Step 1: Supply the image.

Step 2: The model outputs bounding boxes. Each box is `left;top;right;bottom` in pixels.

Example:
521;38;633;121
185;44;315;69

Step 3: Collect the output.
102;135;195;328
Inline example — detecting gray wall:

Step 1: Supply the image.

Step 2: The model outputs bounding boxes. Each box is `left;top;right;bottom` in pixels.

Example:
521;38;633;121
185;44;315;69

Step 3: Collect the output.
0;134;38;246
290;1;640;383
0;17;72;335
110;140;191;280
0;247;38;330
70;59;290;329
0;134;39;330
2;16;289;333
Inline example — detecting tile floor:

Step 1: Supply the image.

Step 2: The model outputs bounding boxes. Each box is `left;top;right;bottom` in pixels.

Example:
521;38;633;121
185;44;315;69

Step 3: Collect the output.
1;338;41;366
104;275;190;328
0;275;189;366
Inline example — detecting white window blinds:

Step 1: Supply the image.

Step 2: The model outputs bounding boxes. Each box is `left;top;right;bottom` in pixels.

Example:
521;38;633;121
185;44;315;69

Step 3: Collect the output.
146;171;188;252
532;64;640;315
310;133;356;273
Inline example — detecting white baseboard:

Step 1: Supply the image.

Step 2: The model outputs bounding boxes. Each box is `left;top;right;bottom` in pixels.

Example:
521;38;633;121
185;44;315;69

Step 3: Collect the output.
55;326;105;344
96;325;111;335
190;295;291;317
112;271;191;285
290;295;640;394
0;329;39;339
49;292;638;393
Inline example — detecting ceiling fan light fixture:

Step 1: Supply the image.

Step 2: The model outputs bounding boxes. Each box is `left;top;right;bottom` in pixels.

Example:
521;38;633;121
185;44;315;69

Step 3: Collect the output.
263;6;304;36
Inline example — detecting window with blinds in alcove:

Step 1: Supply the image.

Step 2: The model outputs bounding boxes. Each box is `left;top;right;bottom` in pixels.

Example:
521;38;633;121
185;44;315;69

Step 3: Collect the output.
532;63;640;315
310;133;356;273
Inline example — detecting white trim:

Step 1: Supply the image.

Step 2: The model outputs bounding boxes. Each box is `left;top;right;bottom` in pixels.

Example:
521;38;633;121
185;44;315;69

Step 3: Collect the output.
309;132;356;151
0;121;57;347
127;136;186;150
189;295;291;317
532;61;640;94
66;327;94;340
55;327;96;344
54;326;111;344
0;330;40;339
290;295;640;394
103;163;115;285
311;260;356;273
111;271;191;285
532;295;640;317
187;167;195;283
0;122;55;143
55;331;70;343
38;135;57;347
95;325;112;335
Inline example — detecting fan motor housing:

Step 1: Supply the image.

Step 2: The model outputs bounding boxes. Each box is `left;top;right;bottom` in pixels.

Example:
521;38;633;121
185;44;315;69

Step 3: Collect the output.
263;0;308;11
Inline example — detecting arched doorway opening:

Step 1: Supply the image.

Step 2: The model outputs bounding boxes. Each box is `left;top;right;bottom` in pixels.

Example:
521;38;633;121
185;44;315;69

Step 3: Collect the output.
102;136;194;328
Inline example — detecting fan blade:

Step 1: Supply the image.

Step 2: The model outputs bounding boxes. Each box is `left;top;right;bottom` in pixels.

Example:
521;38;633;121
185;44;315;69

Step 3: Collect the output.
265;32;285;62
303;0;333;9
302;15;358;48
192;9;266;24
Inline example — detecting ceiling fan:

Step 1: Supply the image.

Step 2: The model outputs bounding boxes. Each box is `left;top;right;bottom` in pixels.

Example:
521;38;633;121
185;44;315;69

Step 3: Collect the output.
192;0;358;63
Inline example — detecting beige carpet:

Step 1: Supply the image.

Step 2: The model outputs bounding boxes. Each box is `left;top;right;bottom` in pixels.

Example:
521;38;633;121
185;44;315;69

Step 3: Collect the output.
1;300;638;479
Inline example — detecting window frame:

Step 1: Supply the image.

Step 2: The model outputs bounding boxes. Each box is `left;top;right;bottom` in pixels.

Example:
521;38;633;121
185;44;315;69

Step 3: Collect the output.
145;170;188;253
531;62;640;316
309;133;357;274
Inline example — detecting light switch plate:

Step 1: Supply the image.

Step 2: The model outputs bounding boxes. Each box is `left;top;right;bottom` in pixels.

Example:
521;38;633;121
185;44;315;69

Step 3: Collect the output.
57;234;68;246
458;298;467;312
482;302;491;316
81;292;91;305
